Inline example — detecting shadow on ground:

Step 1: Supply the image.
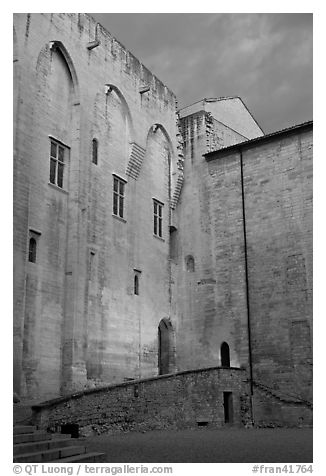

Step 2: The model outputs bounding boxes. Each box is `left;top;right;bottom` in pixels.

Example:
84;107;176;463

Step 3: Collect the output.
83;428;312;463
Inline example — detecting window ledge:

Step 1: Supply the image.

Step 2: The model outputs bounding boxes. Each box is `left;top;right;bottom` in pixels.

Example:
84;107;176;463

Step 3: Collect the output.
112;214;127;223
153;234;165;242
48;182;69;194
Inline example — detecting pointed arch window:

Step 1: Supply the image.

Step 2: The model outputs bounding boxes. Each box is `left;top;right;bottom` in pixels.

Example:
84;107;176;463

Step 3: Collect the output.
158;318;174;375
28;230;41;263
221;342;231;367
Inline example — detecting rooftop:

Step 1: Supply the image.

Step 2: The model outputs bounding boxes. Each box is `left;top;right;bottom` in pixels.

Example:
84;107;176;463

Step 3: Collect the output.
204;120;313;160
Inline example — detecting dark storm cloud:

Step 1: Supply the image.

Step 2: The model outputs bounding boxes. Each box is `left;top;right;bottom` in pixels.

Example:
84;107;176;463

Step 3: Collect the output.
90;13;312;133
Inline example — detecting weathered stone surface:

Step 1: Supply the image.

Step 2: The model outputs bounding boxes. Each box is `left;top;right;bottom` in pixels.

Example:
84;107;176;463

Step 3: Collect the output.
177;121;313;426
32;367;251;434
14;13;312;428
14;13;179;400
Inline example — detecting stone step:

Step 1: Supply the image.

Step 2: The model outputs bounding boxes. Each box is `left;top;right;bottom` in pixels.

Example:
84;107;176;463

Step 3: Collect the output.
14;445;87;463
52;451;105;463
14;437;73;456
14;431;52;445
49;433;72;439
14;425;37;434
13;404;33;425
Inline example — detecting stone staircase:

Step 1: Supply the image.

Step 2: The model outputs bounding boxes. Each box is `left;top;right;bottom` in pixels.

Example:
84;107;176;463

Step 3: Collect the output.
13;425;105;463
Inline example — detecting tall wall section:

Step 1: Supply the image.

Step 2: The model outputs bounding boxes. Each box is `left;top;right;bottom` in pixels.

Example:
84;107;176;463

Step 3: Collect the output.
243;126;312;425
205;124;313;426
171;109;254;373
13;13;179;400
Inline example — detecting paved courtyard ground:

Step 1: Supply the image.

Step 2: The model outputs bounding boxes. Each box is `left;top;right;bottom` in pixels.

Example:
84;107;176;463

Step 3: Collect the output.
84;428;312;463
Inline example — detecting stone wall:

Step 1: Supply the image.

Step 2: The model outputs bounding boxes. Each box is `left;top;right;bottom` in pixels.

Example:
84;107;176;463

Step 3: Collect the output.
173;118;312;426
205;123;313;426
13;13;179;399
244;126;313;426
172;111;252;373
14;13;312;429
32;367;251;434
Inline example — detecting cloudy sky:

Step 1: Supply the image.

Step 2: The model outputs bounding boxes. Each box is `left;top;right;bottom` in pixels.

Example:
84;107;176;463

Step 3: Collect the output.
90;13;312;134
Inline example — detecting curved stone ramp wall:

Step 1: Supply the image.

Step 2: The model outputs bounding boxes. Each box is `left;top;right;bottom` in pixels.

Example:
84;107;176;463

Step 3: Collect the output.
32;367;250;435
252;382;313;428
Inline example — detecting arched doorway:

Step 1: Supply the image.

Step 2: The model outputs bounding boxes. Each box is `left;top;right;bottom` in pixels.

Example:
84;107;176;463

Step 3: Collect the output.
221;342;231;367
158;318;174;375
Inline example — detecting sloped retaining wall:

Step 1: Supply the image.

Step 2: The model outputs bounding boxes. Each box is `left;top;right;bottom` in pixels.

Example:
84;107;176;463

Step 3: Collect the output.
252;384;313;428
32;367;251;435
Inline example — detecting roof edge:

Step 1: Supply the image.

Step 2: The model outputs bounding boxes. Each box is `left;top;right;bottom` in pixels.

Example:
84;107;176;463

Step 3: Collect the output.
204;120;313;160
84;13;176;99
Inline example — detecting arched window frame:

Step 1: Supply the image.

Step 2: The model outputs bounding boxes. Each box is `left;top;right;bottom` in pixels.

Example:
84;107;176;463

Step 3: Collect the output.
221;341;231;367
158;318;175;375
28;230;41;264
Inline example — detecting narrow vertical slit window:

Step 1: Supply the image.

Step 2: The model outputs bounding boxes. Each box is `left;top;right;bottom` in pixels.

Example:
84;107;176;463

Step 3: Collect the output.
133;269;141;296
28;238;37;263
134;275;139;295
92;138;98;165
169;226;178;262
28;230;41;263
113;175;126;219
153;199;163;238
89;250;96;282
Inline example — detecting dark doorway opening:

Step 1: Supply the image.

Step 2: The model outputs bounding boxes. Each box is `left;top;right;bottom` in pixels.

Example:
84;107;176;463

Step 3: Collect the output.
61;423;79;438
158;318;174;375
223;392;233;424
221;341;231;367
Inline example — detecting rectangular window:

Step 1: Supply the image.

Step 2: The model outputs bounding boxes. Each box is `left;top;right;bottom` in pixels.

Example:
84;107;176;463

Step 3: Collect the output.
49;139;68;189
113;175;126;219
153;199;163;238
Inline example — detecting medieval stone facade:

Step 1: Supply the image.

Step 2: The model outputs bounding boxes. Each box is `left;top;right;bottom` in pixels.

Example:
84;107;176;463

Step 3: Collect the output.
14;13;312;427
